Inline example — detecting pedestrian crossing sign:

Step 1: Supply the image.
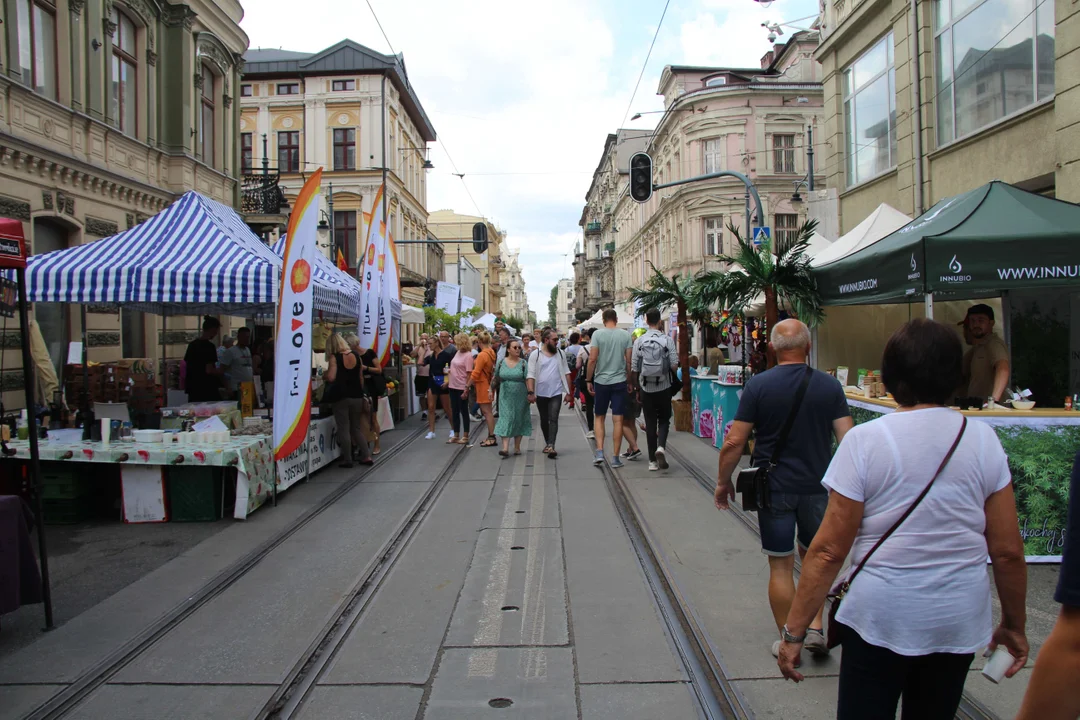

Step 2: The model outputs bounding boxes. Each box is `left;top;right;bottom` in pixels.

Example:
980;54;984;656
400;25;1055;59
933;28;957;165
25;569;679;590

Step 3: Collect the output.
753;227;771;247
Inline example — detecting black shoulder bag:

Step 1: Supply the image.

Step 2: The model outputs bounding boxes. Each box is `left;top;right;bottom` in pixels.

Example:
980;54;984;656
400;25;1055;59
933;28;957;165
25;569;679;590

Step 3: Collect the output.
735;365;813;512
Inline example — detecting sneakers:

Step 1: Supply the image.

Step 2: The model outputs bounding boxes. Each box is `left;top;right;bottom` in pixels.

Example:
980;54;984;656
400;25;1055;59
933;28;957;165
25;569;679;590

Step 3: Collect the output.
593;450;605;466
425;431;436;440
586;431;595;440
610;456;625;469
656;447;668;469
804;628;830;657
622;448;642;461
648;461;659;471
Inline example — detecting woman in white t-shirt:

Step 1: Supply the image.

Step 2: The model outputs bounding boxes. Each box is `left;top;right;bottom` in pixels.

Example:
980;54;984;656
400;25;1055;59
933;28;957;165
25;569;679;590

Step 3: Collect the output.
777;319;1028;719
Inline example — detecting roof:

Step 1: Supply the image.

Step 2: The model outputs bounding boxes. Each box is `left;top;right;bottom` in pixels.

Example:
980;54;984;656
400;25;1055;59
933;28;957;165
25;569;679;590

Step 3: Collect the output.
242;39;436;142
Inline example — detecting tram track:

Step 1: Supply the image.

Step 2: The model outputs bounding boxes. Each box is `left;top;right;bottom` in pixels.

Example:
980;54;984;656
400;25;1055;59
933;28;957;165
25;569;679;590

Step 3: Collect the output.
574;411;750;720
663;441;1002;720
22;421;439;720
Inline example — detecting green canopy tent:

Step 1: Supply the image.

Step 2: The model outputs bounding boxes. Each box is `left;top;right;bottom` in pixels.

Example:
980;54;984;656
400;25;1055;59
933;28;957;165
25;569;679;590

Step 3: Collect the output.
815;181;1080;307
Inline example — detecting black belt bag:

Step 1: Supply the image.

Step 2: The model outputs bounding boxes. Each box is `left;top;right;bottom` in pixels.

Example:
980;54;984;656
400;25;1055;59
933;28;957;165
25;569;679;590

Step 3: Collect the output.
735;366;813;512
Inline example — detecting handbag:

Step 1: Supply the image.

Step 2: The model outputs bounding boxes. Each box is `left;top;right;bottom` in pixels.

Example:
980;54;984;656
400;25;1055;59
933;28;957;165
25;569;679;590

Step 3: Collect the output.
825;416;968;649
491;359;504;393
735;366;813;511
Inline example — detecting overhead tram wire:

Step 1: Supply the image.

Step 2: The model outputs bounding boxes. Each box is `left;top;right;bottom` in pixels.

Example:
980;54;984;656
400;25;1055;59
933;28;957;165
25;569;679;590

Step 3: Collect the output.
618;0;672;129
365;0;398;58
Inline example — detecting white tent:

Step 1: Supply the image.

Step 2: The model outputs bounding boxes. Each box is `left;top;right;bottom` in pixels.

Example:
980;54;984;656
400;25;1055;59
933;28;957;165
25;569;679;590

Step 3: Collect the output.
465;312;498;330
810;203;911;267
580;306;635;329
803;231;835;259
401;304;425;324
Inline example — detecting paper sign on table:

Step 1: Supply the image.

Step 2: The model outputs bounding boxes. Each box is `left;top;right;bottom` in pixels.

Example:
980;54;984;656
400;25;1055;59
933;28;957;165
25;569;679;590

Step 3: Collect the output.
67;342;83;365
193;415;229;433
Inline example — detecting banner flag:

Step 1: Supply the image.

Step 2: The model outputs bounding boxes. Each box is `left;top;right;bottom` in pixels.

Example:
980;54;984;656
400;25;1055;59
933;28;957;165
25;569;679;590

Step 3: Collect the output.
336;248;348;272
358;185;386;351
376;232;401;366
273;169;321;460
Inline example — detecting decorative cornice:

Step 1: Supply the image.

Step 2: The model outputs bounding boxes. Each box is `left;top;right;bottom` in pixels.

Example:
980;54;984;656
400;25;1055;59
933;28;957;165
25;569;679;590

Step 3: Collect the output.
119;0;158;51
146;50;158;67
87;331;120;348
103;17;118;38
69;0;85;15
0;196;31;221
160;329;199;345
85;217;120;237
193;72;204;90
162;4;196;30
222;94;232;110
42;190;53;211
87;303;119;314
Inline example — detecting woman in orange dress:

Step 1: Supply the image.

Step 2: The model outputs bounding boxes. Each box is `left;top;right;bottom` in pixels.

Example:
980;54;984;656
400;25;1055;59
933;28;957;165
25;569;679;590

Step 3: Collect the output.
467;331;498;447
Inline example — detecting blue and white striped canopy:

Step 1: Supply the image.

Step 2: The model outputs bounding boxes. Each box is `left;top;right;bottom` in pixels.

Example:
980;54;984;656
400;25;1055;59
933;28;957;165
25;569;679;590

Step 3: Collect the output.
27;192;280;315
272;236;360;322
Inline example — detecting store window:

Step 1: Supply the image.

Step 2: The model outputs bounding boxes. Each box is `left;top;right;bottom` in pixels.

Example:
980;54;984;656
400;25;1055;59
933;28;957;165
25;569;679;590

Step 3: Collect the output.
333;128;355;170
278;131;299;172
334;210;357;266
200;63;215;164
935;0;1053;145
332;79;355;91
773;134;795;173
703;138;722;174
241;133;253;173
704;216;723;255
843;32;896;186
16;0;57;101
774;213;799;253
276;83;299;95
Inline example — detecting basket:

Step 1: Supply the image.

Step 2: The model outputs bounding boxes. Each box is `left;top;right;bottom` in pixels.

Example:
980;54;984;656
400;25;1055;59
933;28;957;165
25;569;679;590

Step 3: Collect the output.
166;467;223;522
41;468;92;500
672;398;693;433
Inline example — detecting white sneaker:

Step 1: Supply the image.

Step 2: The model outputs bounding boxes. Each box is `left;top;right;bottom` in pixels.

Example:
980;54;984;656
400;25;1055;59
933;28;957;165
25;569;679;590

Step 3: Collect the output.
425;431;436;440
586;431;595;440
648;461;659;471
656;447;668;470
449;431;456;439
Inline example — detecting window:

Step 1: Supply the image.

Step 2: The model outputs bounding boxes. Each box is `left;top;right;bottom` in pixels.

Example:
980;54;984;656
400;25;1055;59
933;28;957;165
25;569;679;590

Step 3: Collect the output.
277;83;300;95
332;79;355;91
241;84;253;97
703;138;722;174
773;134;795;173
334;211;357;266
17;0;57;101
278;131;299;172
704;216;723;255
333;128;355;170
775;214;799;253
200;63;214;163
705;76;727;87
935;0;1053;145
241;133;253;173
109;7;138;133
843;32;896;186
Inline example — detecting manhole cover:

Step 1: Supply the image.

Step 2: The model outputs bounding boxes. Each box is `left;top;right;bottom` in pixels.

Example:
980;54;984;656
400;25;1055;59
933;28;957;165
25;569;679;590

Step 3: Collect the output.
515;510;525;514
501;605;520;611
511;546;524;550
489;698;514;709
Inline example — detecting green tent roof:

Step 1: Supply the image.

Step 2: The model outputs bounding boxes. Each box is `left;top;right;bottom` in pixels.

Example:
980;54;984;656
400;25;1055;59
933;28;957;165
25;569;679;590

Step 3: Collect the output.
815;181;1080;305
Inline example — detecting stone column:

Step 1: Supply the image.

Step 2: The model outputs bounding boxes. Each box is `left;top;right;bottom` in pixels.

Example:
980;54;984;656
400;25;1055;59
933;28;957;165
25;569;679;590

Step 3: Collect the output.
4;0;22;81
68;0;85;111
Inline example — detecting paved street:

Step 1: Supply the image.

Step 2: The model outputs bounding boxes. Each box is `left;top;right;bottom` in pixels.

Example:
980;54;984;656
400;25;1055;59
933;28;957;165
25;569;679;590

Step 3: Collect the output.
0;408;1059;719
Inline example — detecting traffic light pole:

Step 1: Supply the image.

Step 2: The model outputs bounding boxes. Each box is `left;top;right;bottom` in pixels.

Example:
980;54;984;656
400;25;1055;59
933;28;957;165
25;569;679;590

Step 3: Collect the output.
653;170;765;231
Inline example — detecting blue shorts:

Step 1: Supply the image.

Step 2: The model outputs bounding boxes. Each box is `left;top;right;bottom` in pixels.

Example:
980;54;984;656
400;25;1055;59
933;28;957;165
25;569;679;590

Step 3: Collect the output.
593;382;628;417
758;492;828;557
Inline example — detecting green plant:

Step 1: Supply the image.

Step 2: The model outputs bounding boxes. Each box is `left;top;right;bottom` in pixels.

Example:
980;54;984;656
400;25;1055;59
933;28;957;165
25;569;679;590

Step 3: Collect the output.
422;307;473;336
697;219;823;367
628;264;707;402
548;285;558;328
501;313;526;334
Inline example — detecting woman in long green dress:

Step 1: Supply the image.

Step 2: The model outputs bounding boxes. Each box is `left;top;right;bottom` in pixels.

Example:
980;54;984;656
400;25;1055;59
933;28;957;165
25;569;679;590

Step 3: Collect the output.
495;340;532;457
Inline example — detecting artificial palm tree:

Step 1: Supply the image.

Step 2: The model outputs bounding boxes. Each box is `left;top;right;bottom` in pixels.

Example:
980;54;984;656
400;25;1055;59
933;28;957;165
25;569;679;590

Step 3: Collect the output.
697;219;824;368
628;264;705;403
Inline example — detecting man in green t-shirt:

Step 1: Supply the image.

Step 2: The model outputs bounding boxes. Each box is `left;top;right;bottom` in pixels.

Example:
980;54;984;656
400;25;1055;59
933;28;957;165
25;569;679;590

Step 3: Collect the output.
586;309;634;468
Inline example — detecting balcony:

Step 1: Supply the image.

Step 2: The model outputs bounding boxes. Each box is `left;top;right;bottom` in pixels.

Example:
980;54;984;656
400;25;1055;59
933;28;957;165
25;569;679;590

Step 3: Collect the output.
604;242;615;256
241;172;289;236
584;221;602;235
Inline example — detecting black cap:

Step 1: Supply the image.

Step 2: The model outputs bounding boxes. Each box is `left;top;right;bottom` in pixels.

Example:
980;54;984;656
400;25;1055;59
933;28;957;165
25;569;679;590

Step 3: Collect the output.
965;303;995;322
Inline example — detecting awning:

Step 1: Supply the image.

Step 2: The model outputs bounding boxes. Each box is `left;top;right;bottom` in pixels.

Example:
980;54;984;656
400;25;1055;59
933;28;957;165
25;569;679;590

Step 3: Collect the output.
27;192;279;315
809;204;911;267
814;182;1080;305
580;306;635;329
401;304;425;324
272;237;360;321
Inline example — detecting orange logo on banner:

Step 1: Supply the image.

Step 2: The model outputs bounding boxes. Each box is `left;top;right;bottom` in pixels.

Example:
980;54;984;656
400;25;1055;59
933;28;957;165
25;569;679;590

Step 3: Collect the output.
290;259;311;292
367;243;376;265
291;318;304;331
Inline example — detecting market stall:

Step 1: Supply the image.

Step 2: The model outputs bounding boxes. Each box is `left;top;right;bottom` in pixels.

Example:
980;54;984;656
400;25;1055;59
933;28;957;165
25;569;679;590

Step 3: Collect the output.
810;181;1080;563
690;366;745;446
11;192;361;522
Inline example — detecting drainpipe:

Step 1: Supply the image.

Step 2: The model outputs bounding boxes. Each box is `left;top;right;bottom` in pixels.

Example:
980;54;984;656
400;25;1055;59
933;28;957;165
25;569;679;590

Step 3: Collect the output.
910;0;924;216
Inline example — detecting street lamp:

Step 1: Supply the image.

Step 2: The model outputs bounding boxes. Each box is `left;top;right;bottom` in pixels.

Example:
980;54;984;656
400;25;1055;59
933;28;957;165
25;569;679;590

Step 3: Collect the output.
789;124;815;206
399;145;434;170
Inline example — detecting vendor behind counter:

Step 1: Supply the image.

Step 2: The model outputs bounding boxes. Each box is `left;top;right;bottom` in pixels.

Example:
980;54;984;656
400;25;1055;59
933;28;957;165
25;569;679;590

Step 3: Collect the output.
959;304;1010;402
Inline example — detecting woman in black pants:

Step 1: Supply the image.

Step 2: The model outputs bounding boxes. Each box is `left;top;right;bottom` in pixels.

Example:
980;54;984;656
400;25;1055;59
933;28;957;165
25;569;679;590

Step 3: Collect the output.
576;328;596;439
324;334;373;468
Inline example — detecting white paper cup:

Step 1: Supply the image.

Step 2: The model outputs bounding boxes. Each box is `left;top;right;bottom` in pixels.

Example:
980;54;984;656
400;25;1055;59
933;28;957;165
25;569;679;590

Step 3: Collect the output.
982;647;1014;684
217;431;230;443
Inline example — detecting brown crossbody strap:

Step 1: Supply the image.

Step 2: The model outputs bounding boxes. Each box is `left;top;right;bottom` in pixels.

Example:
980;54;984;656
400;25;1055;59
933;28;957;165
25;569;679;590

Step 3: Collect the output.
838;416;967;592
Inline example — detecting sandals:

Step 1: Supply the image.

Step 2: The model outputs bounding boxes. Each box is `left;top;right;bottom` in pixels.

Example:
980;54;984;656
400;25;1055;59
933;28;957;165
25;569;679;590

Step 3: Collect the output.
542;445;553;455
499;450;510;458
480;436;497;447
548;449;558;459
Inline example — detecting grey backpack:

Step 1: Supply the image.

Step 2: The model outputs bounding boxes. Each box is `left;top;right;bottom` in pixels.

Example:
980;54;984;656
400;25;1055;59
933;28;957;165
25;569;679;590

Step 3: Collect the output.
638;335;670;389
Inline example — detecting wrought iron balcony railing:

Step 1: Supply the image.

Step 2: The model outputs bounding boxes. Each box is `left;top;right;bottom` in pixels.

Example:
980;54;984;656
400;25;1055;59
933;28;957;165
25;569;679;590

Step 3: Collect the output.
241;172;288;215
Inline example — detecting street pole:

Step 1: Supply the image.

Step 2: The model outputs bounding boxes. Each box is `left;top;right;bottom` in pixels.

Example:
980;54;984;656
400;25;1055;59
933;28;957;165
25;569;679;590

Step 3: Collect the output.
261;133;269;177
327;182;335;261
381;73;388;263
744;188;750;237
807;124;815;191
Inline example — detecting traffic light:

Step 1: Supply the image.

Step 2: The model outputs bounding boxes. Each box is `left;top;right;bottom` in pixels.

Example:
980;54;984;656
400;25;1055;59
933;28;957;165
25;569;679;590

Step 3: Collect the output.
629;152;653;203
472;222;489;253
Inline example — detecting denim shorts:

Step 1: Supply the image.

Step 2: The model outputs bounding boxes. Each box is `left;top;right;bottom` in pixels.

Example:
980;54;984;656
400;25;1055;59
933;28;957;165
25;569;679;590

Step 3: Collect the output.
593;382;627;417
758;492;828;557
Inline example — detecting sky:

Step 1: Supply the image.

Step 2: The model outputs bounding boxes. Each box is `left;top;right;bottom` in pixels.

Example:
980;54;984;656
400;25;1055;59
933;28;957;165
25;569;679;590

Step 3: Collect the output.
240;0;819;318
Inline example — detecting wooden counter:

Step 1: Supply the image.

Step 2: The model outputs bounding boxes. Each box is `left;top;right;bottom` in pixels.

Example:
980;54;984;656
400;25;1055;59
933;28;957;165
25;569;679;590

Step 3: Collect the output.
843;392;1080;419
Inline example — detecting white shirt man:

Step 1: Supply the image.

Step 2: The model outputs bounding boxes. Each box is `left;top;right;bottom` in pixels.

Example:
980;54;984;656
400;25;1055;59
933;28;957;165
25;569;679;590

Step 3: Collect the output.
526;330;572;458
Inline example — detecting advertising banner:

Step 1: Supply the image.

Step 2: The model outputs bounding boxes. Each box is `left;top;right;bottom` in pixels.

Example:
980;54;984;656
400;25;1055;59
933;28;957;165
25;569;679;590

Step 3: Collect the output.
376;233;400;366
358;185;386;352
276;417;340;492
273;169;320;461
436;282;460;313
460;295;477;314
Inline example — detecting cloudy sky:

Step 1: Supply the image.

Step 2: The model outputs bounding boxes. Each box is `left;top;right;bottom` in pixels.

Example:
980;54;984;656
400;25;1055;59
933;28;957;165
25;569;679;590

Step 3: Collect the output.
240;0;818;317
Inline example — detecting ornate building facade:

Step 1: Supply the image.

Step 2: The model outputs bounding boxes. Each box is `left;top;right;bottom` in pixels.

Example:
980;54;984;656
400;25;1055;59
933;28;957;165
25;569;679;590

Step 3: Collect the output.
500;248;528;324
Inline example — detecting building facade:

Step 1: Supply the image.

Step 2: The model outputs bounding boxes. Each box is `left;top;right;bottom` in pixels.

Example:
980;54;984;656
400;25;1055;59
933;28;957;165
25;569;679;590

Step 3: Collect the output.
814;0;1077;232
500;248;528;323
0;0;248;407
428;209;504;315
611;33;825;309
555;278;575;331
240;39;438;309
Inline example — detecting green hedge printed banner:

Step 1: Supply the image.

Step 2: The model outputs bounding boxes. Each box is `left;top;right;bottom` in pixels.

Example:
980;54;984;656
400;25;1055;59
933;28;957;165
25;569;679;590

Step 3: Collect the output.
846;398;1076;562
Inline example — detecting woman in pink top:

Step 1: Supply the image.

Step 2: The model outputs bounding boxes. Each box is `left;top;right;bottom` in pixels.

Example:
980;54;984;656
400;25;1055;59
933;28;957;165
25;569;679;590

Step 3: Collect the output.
448;332;475;444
